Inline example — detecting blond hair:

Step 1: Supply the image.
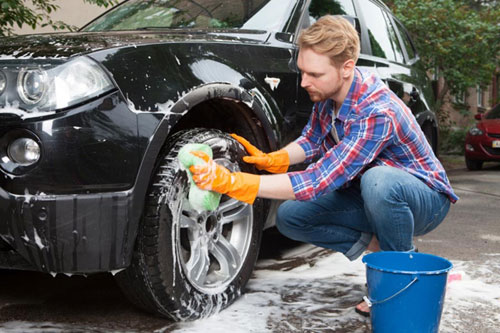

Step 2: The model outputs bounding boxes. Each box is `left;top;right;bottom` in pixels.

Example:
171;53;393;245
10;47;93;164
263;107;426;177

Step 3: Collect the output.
298;15;360;66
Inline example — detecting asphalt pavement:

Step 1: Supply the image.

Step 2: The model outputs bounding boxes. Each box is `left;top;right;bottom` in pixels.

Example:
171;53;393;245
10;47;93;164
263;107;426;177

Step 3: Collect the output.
0;158;498;332
415;160;500;333
418;161;500;261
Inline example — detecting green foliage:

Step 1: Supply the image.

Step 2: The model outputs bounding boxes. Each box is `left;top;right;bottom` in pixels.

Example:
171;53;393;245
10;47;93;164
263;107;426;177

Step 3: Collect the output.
439;126;469;155
0;0;117;36
309;0;345;16
385;0;500;120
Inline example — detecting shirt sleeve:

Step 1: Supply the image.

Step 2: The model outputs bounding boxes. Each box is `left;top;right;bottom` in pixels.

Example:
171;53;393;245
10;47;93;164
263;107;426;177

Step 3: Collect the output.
293;104;323;162
289;111;394;201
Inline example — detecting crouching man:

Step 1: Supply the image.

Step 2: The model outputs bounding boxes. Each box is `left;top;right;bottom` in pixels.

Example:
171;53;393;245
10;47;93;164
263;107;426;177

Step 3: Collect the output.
188;15;458;316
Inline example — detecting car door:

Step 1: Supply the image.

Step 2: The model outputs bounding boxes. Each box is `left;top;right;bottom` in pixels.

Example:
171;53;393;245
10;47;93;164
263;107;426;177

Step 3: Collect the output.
353;0;427;117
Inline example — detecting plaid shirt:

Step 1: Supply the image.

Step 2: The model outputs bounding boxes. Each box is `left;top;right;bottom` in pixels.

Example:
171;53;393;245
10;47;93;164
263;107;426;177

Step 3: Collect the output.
288;68;458;203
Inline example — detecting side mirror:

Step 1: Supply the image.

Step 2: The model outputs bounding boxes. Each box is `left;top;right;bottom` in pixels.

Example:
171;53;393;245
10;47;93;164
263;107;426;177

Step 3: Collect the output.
474;113;483;120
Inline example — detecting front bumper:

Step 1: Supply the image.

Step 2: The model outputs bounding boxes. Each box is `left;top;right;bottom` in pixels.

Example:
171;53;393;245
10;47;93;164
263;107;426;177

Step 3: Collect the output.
465;135;500;161
0;188;136;273
0;90;154;274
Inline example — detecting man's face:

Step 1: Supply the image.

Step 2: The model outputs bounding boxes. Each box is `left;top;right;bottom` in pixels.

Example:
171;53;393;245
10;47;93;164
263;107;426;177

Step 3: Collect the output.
297;47;345;103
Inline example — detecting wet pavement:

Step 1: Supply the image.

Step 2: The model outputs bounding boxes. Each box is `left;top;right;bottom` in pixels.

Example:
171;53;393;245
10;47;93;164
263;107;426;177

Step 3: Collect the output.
0;160;499;332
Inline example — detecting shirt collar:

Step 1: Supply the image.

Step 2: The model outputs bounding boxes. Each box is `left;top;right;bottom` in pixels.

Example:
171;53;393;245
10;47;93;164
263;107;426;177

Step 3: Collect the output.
336;67;362;122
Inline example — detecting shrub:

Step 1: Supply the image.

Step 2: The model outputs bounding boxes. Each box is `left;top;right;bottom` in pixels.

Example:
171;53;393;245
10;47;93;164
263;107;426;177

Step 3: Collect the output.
439;126;469;155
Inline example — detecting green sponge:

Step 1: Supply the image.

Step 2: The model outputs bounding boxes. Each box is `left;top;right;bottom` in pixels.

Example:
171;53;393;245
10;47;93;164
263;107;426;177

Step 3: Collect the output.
178;143;222;212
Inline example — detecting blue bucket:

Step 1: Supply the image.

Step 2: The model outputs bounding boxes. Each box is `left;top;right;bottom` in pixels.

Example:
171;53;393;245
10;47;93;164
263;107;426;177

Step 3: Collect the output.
362;252;452;333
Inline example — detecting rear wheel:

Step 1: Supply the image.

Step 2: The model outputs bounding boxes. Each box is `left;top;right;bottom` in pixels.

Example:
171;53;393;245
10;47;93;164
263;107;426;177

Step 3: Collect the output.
465;158;483;171
421;122;437;153
116;128;264;320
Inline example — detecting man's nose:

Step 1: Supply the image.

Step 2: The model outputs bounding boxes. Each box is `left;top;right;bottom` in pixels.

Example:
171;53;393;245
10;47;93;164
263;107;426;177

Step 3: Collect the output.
301;74;309;88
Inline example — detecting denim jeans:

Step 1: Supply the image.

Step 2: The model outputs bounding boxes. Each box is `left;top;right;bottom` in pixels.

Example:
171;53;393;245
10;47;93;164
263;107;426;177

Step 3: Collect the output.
276;166;451;261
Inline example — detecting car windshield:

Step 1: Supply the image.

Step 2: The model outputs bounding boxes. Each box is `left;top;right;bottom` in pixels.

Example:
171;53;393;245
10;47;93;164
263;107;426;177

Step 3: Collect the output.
485;104;500;120
82;0;297;32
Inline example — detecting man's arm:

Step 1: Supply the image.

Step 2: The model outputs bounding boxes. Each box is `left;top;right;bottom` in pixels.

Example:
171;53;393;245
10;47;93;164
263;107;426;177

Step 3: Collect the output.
252;142;305;201
188;140;306;203
189;151;296;204
257;173;296;200
231;134;306;173
283;141;307;166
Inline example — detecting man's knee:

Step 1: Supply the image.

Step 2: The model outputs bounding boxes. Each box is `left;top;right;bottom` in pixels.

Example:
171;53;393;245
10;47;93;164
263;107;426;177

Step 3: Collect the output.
360;166;401;205
276;200;308;237
276;200;295;231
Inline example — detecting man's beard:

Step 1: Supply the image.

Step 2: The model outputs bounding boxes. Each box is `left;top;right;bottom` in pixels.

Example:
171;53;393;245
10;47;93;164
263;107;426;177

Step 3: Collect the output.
308;79;342;102
307;89;324;102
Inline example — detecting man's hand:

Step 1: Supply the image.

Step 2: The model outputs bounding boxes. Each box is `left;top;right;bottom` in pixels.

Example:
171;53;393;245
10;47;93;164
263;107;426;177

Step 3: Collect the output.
231;133;289;173
189;151;260;205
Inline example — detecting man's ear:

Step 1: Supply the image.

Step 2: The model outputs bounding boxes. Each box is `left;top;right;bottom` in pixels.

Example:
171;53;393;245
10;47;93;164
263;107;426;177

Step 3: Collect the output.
342;59;355;78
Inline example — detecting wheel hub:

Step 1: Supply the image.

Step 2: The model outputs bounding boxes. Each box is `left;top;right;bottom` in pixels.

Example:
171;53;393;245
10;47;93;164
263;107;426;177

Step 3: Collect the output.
178;195;253;294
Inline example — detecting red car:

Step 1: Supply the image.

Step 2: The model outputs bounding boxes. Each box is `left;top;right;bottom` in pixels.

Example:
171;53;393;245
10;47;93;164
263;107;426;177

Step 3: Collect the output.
465;104;500;170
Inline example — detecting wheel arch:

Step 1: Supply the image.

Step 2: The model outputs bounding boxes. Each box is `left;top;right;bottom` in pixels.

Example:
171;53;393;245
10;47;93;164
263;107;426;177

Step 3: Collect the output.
169;83;278;151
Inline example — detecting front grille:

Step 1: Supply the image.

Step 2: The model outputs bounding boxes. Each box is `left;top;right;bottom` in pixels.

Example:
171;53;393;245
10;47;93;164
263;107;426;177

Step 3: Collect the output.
483;146;500;156
488;133;500;139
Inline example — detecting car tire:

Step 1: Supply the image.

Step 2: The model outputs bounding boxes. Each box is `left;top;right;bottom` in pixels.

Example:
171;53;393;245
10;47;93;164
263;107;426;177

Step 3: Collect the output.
115;128;265;320
465;158;483;171
421;122;436;153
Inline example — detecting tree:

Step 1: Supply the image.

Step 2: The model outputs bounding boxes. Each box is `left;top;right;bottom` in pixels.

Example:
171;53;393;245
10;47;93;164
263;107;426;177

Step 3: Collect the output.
0;0;117;36
385;0;499;122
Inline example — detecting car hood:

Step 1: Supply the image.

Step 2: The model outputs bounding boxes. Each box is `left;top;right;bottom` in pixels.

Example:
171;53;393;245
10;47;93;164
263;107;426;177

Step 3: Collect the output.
481;119;500;134
0;29;269;60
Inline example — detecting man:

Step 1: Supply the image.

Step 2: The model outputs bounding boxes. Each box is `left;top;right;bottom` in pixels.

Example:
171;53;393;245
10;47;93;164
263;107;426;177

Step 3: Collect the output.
188;15;458;316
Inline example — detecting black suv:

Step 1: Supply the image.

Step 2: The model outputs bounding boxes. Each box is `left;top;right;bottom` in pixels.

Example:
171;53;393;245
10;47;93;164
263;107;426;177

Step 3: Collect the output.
0;0;438;320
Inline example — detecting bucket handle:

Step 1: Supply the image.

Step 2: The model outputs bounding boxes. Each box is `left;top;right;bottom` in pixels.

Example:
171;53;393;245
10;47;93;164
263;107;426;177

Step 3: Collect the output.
364;276;418;307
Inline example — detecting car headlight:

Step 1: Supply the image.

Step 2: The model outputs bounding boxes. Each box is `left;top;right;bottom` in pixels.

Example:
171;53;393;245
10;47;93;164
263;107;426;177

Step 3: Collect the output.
16;57;114;111
50;57;114;109
468;126;483;136
17;68;48;104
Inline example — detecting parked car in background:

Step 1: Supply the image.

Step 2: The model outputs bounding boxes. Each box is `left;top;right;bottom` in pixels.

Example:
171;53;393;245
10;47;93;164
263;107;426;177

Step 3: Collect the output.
0;0;439;320
465;104;500;170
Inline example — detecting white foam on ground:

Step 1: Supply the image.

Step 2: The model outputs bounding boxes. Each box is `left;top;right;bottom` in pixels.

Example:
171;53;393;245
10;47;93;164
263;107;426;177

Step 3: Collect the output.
0;245;498;332
441;259;500;332
172;247;369;332
172;246;500;333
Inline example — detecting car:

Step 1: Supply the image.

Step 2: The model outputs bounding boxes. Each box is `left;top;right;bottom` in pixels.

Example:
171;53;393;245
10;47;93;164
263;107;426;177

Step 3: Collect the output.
464;104;500;170
0;0;439;320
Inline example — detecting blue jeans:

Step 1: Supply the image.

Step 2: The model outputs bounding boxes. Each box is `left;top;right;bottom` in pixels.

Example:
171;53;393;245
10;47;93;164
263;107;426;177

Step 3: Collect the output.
276;166;450;261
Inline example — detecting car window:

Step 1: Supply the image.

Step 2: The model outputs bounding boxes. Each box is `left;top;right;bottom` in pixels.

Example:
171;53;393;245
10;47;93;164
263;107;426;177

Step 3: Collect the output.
82;0;293;32
241;0;297;31
383;12;405;63
308;0;356;24
362;0;404;63
485;104;500;119
394;20;416;61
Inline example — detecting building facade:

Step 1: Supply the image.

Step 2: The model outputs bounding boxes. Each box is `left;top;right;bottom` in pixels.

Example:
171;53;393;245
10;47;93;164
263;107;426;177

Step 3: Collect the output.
445;68;499;127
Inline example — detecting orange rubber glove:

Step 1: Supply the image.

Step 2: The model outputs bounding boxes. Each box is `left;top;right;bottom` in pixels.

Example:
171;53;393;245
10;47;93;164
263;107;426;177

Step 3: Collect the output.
189;151;260;205
230;133;289;173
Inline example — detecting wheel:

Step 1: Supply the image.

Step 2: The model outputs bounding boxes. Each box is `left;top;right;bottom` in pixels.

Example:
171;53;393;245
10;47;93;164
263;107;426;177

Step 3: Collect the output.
465;157;483;171
116;128;265;320
421;122;436;153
